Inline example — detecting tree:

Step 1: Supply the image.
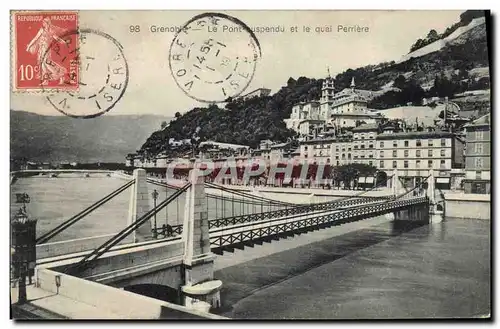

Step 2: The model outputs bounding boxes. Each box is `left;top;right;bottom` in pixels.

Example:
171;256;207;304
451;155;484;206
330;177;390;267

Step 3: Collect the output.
175;111;181;119
426;29;439;42
393;75;407;89
160;121;167;129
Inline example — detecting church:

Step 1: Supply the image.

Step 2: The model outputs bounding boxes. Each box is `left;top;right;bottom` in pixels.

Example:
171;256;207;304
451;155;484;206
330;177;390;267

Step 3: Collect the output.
284;73;383;138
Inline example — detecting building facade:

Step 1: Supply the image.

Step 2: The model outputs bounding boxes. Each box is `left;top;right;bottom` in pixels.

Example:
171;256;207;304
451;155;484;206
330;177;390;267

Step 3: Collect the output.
376;130;465;189
285;76;382;137
462;113;491;194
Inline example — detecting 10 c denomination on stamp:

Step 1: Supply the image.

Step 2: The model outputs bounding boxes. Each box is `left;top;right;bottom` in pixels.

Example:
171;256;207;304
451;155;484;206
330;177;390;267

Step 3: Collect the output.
13;11;79;91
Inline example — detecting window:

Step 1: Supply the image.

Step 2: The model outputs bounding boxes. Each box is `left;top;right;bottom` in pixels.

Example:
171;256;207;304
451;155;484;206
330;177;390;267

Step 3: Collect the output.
348;153;352;159
368;154;373;158
404;160;409;168
304;146;308;151
369;144;374;149
416;140;422;147
428;160;433;168
440;149;445;157
393;141;398;147
474;143;483;154
380;151;384;158
428;140;434;147
416;150;421;157
342;154;346;159
380;160;385;168
476;171;482;180
475;131;483;140
354;145;358;149
416;160;421;168
348;147;352;151
392;150;397;157
404;150;409;157
404;141;409;147
440;160;446;168
476;158;483;168
428;149;433;157
336;161;340;166
369;161;373;166
361;144;365;149
335;156;339;160
335;145;339;151
380;141;384;148
440;138;446;146
392;161;397;168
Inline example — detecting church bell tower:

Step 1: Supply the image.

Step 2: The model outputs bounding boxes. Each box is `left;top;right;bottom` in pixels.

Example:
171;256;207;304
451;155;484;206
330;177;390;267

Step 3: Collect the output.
320;67;334;120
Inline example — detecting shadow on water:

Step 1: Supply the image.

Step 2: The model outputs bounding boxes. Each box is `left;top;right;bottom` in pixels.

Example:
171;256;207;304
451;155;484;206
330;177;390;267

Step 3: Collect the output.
213;219;430;317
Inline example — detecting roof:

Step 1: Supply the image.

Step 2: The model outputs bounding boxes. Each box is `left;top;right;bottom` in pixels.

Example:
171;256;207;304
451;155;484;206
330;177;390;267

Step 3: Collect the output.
270;142;289;149
464;113;491;128
372;105;443;127
352;123;379;132
199;141;250;149
298;119;324;126
331;112;378;118
376;131;456;140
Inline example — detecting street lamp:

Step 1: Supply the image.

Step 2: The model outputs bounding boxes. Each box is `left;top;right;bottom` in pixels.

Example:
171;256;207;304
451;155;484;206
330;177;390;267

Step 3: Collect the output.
12;204;37;305
152;189;159;239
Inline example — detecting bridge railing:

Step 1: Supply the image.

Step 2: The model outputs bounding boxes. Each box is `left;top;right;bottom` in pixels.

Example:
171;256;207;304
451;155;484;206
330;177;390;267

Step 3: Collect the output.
209;196;428;249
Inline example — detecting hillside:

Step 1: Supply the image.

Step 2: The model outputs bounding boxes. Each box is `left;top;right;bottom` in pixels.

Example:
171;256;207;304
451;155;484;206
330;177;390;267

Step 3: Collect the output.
139;11;491;157
10;111;170;163
139;77;322;156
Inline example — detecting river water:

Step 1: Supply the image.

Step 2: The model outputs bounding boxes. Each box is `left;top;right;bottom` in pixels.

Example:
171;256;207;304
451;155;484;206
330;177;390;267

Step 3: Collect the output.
214;218;490;319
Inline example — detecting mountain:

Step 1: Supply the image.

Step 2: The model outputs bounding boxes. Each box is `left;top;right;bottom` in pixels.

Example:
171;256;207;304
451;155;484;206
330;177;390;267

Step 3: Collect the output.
10;111;171;163
139;11;491;157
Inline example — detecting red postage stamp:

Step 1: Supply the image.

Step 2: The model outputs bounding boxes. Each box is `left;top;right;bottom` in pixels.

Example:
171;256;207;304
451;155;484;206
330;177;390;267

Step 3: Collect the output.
13;11;79;91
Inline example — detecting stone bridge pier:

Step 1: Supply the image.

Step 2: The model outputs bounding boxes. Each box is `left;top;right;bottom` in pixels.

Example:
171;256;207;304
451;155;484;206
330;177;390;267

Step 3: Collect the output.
181;169;221;310
123;168;221;311
392;169;443;228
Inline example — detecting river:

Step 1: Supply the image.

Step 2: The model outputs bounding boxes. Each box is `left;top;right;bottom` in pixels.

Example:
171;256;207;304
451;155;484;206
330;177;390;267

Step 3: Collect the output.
213;218;490;319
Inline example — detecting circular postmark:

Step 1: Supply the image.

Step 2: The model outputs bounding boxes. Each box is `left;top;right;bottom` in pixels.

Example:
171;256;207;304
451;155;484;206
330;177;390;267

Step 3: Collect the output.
42;29;129;119
169;12;262;103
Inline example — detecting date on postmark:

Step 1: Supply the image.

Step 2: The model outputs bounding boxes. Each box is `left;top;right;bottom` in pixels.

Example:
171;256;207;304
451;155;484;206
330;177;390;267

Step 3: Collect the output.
13;11;79;91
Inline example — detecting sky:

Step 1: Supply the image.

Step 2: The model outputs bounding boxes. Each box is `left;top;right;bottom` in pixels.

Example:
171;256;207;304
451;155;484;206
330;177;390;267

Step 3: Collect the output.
10;10;464;117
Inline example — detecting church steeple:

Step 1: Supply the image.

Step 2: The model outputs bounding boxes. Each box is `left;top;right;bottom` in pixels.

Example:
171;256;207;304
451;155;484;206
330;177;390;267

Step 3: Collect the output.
321;67;334;103
350;77;356;91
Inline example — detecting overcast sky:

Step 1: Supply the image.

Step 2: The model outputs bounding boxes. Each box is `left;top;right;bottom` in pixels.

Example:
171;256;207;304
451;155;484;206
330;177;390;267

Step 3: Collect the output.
11;10;463;117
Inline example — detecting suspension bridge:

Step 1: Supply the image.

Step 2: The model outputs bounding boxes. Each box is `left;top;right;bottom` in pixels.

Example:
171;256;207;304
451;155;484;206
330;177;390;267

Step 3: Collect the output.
12;168;443;319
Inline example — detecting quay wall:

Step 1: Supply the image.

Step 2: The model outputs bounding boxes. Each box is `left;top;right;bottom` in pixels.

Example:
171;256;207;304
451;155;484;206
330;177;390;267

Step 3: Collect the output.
443;192;491;220
35;268;227;319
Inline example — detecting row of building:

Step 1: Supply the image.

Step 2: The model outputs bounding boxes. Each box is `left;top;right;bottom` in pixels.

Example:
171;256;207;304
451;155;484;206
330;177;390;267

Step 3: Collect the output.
126;112;490;194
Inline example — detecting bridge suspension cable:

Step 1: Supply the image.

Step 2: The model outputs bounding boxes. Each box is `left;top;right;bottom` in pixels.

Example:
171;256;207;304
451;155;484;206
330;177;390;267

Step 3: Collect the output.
204;182;294;206
36;179;135;244
65;183;192;274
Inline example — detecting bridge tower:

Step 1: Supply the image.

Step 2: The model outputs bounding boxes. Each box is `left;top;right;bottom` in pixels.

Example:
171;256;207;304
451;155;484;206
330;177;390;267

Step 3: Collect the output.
427;170;444;223
392;169;404;197
181;169;221;311
127;169;153;242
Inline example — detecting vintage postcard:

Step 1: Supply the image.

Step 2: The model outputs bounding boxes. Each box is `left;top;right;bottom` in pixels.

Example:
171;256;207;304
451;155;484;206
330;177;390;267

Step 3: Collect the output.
9;10;491;320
